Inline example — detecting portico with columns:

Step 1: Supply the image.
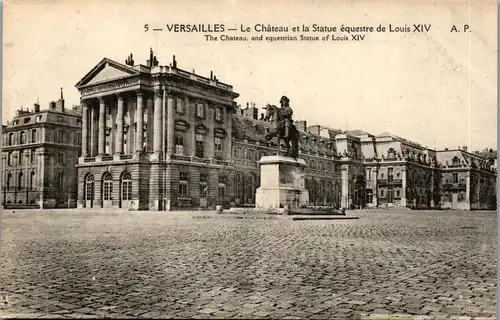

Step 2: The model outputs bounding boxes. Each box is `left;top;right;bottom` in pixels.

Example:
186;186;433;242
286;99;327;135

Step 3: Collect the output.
75;52;239;210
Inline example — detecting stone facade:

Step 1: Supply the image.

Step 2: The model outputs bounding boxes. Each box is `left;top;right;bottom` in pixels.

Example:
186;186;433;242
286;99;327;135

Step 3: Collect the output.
10;51;493;211
1;93;82;208
74;53;237;210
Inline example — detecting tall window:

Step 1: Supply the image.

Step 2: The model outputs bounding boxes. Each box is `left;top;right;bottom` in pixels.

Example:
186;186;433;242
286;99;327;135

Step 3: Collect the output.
77;133;82;146
215;107;223;122
7;173;12;190
388;168;394;182
85;175;95;201
367;168;372;180
31;129;37;143
453;172;458;183
19;150;24;165
199;173;208;198
105;134;110;154
387;187;394;203
218;175;226;201
103;173;113;200
8;133;13;146
196;103;205;118
366;189;373;204
215;137;223;152
30;171;36;190
247;149;254;161
179;172;189;197
58;153;65;164
7;152;12;166
20;131;26;144
57;172;64;190
59;130;65;144
18;172;23;189
175;133;184;155
195;134;204;158
121;172;132;201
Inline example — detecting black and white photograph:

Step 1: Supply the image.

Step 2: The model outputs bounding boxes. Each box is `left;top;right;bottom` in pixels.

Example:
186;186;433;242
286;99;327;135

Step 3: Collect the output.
0;0;498;319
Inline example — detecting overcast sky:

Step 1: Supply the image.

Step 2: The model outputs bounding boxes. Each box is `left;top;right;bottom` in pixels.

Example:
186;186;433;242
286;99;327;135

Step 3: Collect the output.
3;0;497;151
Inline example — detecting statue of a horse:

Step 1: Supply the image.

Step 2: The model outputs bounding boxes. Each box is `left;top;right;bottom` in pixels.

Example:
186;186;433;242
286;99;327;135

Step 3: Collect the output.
264;104;299;158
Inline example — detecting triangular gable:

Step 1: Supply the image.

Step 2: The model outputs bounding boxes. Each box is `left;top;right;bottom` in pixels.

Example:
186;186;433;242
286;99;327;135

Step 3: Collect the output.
75;58;140;88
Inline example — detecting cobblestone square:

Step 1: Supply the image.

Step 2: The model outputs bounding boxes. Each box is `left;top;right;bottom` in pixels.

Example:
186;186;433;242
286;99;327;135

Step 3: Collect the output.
0;209;497;319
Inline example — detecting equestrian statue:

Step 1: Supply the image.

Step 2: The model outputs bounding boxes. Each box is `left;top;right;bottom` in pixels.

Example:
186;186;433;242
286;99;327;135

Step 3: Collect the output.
263;95;300;159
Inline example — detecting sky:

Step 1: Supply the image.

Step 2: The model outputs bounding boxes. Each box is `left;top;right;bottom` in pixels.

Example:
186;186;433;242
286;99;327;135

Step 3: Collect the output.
2;0;497;151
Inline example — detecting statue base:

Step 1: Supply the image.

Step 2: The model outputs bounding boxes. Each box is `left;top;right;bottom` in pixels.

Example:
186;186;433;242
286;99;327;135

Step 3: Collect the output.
255;155;309;210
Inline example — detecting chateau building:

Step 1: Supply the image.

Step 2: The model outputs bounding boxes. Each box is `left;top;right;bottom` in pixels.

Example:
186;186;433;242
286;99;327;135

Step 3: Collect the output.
4;50;495;211
75;51;237;210
436;148;496;210
1;91;82;208
72;51;496;211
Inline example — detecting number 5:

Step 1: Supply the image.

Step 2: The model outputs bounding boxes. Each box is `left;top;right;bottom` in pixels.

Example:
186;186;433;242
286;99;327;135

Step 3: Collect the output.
144;24;149;32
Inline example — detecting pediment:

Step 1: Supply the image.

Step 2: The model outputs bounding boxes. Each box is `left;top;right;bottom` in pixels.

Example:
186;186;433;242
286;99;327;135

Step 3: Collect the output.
75;58;140;88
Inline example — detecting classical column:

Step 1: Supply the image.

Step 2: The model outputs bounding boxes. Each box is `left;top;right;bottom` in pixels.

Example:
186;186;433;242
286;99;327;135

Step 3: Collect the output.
341;164;349;209
465;171;470;209
147;97;154;152
98;97;106;155
109;105;115;154
135;91;144;153
206;102;215;158
401;166;407;207
162;89;166;156
90;105;97;156
115;94;124;155
372;167;378;207
430;171;435;208
166;93;175;155
153;89;163;154
81;101;89;158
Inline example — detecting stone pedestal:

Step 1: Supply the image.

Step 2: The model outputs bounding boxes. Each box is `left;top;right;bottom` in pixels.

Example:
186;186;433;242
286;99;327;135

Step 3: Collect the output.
255;156;309;210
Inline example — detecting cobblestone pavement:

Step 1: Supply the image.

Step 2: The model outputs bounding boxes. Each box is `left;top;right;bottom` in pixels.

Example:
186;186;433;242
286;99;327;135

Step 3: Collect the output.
0;209;497;319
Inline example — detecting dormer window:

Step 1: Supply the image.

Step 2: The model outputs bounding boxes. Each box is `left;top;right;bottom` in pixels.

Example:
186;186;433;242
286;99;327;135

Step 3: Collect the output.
35;115;42;123
24;118;30;124
57;116;63;122
13;120;19;125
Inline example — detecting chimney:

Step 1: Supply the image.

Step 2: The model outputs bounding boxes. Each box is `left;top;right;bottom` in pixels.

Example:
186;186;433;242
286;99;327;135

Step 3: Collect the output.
242;105;258;120
34;103;40;113
49;101;56;109
308;124;321;135
463;146;467;152
54;87;65;112
296;120;307;132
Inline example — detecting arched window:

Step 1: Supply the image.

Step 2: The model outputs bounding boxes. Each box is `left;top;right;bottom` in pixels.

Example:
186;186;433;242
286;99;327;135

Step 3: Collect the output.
121;172;132;201
452;156;460;166
7;173;12;190
30;171;36;190
102;173;113;201
18;172;23;190
85;174;95;201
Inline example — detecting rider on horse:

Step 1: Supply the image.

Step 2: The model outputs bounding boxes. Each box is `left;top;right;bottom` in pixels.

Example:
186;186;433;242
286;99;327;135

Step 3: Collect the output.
263;95;299;158
279;96;294;136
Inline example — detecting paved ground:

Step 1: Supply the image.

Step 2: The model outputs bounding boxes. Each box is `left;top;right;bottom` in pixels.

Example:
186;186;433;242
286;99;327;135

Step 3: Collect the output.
0;209;497;319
